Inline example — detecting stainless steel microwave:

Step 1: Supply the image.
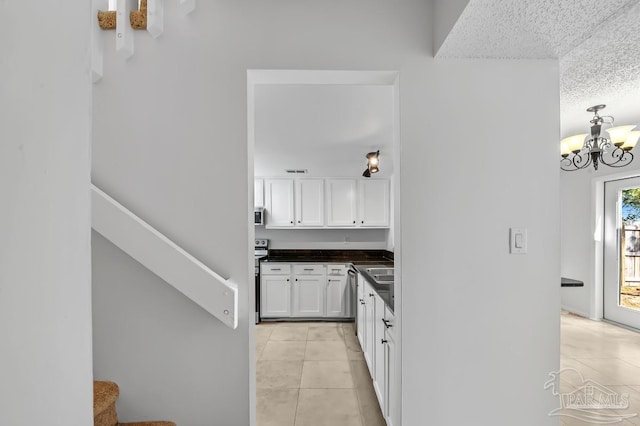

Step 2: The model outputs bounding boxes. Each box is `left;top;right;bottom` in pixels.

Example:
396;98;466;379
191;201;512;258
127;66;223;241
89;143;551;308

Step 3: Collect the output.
254;208;264;225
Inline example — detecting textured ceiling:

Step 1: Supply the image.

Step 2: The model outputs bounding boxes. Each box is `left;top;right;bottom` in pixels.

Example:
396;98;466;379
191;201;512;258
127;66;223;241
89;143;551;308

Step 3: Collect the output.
437;0;637;59
560;1;640;135
436;0;640;136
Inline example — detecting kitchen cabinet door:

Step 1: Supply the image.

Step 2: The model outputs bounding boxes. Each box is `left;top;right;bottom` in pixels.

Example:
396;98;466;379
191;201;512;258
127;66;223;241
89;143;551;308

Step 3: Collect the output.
356;274;366;350
384;309;396;426
373;293;386;411
358;179;390;227
295;179;324;227
325;275;349;318
254;178;264;208
265;179;295;227
326;179;357;227
260;275;291;317
292;275;325;317
364;282;376;372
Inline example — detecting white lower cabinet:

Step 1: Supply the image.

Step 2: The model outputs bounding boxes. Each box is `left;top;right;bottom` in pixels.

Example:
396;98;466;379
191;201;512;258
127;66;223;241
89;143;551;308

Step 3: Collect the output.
260;274;291;318
384;307;396;426
373;292;386;409
292;268;325;317
260;263;353;319
363;282;376;372
326;265;350;318
356;275;396;426
356;273;366;351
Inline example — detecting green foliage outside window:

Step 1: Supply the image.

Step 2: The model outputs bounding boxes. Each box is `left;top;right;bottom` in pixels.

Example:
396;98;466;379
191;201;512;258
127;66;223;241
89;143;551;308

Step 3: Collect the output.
622;188;640;222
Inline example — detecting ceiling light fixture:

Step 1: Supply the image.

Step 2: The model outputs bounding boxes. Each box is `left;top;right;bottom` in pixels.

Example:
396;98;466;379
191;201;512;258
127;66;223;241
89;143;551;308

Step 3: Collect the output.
561;105;639;171
362;150;380;178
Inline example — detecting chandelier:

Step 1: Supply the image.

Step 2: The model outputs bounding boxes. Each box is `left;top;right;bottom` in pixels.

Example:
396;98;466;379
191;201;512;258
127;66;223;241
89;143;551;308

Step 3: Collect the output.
560;105;640;171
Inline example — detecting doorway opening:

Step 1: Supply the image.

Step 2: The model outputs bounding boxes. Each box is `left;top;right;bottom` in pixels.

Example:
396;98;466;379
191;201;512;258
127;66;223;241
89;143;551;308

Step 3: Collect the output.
603;176;640;329
247;70;401;426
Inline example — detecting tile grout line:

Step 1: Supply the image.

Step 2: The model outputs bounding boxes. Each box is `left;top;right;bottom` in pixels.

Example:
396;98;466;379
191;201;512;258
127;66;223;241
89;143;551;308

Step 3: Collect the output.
343;322;366;426
258;322;376;426
293;328;308;426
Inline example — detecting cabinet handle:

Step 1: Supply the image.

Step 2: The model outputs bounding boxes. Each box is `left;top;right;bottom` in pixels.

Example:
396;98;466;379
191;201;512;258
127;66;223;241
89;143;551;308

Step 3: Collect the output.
286;278;290;282
369;293;375;297
303;268;314;271
295;278;298;281
359;299;365;305
298;220;300;223
361;221;364;224
272;268;281;271
328;279;339;282
381;339;388;344
382;318;393;328
353;220;356;224
290;221;293;224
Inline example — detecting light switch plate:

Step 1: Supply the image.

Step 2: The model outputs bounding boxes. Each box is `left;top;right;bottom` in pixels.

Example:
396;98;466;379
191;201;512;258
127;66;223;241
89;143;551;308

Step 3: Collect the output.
510;228;527;254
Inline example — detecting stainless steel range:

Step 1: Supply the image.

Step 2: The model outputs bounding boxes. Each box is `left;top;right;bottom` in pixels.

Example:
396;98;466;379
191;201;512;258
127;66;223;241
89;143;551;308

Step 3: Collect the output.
254;239;269;323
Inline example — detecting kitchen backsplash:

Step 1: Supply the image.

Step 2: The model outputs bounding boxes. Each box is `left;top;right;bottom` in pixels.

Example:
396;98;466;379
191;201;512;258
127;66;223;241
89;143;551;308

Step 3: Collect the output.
255;228;391;250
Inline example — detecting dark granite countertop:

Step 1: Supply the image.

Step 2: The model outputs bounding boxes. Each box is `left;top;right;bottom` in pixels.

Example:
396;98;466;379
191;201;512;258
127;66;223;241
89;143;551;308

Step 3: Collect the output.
259;249;395;312
261;249;393;266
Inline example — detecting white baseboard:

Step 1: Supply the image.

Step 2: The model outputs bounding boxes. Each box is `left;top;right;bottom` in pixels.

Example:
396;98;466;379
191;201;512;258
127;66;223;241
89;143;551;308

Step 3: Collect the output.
561;305;592;319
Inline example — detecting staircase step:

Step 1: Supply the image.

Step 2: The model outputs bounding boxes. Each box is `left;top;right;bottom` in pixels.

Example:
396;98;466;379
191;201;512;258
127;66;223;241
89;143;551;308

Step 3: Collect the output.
94;381;120;426
94;381;175;426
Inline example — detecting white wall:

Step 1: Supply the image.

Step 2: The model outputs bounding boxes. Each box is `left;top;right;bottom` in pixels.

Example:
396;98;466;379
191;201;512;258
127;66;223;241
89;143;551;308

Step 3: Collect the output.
0;2;93;425
560;168;599;317
387;174;396;252
254;84;395;178
91;0;560;425
255;228;389;250
401;59;561;425
92;233;242;423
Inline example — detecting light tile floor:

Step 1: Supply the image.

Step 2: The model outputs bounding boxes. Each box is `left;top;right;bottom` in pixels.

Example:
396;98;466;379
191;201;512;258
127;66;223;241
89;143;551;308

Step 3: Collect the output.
560;312;640;426
257;314;640;426
256;321;385;426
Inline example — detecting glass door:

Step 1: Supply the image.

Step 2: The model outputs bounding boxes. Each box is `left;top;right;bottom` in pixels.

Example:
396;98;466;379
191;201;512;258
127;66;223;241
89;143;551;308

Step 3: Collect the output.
604;177;640;329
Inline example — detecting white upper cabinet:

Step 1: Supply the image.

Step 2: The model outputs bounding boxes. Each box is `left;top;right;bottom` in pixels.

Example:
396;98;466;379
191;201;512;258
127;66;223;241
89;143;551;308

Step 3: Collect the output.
295;179;324;227
265;179;295;227
358;179;390;227
326;179;358;227
254;178;264;208
262;177;389;228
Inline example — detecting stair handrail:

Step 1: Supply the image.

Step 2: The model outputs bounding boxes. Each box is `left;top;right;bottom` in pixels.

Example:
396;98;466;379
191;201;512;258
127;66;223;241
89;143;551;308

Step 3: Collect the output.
91;184;238;329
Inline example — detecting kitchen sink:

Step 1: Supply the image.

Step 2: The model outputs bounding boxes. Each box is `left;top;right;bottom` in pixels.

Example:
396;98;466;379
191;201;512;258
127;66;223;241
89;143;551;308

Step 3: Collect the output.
373;275;394;282
363;267;394;285
365;267;394;276
372;275;394;285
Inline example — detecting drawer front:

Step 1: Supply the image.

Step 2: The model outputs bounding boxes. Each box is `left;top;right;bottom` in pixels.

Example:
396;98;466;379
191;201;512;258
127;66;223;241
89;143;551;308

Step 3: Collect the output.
292;264;325;275
326;264;349;276
261;263;291;275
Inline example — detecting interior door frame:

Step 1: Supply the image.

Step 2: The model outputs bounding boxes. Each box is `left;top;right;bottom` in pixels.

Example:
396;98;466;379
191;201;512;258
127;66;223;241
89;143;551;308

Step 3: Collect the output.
246;69;402;426
593;170;640;321
602;175;640;327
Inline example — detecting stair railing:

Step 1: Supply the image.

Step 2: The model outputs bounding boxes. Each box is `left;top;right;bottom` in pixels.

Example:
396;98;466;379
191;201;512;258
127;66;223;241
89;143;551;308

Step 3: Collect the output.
91;184;238;329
